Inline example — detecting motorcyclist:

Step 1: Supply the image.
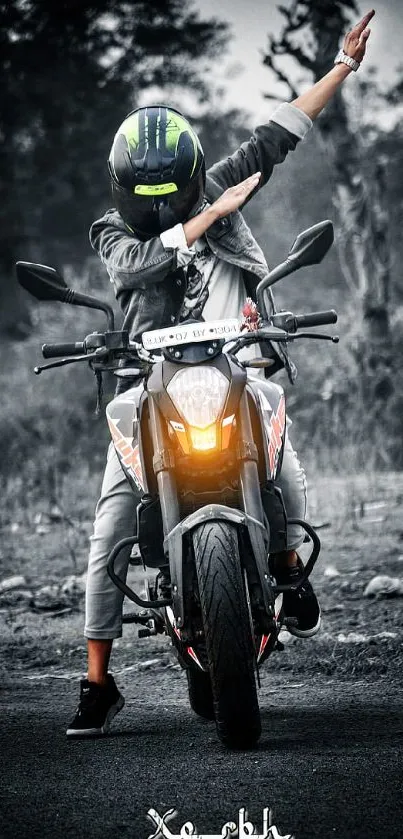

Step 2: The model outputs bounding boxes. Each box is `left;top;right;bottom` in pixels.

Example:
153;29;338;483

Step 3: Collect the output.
67;10;374;736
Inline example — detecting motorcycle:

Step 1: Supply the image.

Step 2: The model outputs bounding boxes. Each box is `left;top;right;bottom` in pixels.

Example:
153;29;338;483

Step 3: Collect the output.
16;218;338;748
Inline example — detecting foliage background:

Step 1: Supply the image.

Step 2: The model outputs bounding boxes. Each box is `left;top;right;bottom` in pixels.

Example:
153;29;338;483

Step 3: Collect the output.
2;0;403;519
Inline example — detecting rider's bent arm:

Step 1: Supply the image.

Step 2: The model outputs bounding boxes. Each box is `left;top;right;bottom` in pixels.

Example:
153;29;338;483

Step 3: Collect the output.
90;216;188;294
163;103;313;252
90;103;313;294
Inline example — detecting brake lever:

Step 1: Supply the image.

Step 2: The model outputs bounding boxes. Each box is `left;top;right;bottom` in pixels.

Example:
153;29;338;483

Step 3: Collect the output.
225;326;290;355
288;332;339;343
34;347;109;375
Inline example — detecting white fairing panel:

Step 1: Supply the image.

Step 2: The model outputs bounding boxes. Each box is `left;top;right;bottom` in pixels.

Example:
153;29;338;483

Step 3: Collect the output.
106;384;144;491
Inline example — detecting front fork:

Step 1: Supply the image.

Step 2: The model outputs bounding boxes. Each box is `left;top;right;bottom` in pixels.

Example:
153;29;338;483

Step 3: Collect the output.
236;389;276;627
107;395;179;614
148;397;180;539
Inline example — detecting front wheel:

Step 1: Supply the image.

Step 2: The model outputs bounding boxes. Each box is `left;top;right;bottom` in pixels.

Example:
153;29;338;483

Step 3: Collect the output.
186;669;215;720
192;521;261;748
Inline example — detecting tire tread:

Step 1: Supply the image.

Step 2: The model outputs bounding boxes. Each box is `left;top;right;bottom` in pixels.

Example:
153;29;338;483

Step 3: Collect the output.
192;522;261;748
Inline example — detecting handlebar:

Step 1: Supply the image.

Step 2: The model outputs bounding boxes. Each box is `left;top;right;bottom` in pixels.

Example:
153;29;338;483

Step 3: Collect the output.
294;309;337;330
35;307;338;375
271;309;337;333
42;342;85;359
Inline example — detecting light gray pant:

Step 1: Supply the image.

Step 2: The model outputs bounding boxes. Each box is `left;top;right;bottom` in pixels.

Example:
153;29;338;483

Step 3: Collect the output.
84;429;307;640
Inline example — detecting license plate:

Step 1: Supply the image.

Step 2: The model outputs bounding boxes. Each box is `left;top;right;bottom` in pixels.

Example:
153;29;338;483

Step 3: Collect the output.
142;319;242;350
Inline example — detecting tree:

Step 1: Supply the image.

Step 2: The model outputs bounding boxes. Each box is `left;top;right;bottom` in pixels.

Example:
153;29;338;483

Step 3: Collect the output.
262;0;395;427
0;0;228;337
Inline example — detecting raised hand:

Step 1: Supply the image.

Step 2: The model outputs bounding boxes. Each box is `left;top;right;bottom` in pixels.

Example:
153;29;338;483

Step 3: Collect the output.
212;173;261;218
343;9;375;64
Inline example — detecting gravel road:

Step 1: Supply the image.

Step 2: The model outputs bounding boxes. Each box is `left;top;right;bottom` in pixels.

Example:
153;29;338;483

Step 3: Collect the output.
1;669;402;839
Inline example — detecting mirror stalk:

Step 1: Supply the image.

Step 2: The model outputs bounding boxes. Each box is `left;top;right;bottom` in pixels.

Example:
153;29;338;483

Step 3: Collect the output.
66;290;115;331
256;259;294;320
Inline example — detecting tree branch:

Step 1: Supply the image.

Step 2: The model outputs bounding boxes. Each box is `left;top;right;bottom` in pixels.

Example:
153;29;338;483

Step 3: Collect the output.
277;3;311;32
272;38;315;72
262;52;300;99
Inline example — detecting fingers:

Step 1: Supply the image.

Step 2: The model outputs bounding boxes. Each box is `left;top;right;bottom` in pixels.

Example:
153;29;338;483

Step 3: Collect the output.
241;172;261;190
353;9;375;34
215;171;262;216
358;28;371;45
243;172;261;184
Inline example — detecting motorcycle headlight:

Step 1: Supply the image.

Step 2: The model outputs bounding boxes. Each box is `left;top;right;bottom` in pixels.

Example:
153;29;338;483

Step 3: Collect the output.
167;366;229;429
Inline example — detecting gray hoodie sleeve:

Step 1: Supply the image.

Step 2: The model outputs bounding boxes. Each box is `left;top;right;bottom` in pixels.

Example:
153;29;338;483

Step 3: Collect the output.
207;103;312;200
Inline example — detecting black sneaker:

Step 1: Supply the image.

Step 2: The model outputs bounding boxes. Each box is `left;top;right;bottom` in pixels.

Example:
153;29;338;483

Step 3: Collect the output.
277;558;321;638
66;674;125;737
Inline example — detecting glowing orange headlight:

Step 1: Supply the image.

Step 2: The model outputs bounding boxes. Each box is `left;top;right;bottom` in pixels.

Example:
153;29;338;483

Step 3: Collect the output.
188;424;217;451
170;414;235;455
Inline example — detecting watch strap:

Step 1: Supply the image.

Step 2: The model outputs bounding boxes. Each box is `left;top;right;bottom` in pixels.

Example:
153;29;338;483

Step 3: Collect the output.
334;49;360;72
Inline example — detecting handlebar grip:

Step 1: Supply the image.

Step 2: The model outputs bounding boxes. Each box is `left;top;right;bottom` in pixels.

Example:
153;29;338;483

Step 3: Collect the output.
42;342;85;359
294;309;337;329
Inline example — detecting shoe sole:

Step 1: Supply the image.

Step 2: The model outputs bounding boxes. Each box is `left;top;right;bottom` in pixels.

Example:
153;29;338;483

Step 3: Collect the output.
66;694;125;737
286;612;321;639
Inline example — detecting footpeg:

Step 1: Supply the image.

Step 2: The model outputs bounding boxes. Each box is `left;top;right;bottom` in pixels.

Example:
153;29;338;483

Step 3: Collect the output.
129;554;143;567
122;613;143;624
138;627;157;638
122;609;154;625
137;618;164;638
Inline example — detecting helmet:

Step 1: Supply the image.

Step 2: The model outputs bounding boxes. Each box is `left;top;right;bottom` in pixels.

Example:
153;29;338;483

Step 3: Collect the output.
108;105;205;237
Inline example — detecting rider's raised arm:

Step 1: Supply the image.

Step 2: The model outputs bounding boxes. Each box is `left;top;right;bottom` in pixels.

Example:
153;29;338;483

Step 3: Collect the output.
291;9;374;120
208;8;374;197
207;103;312;196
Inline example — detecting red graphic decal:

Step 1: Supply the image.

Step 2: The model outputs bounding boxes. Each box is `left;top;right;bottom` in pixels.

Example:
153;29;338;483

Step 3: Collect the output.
166;607;182;640
258;634;271;661
186;646;204;670
108;417;144;491
267;394;286;478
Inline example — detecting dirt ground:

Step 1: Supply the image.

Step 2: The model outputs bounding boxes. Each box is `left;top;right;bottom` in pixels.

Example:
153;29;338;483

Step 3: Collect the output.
1;470;402;685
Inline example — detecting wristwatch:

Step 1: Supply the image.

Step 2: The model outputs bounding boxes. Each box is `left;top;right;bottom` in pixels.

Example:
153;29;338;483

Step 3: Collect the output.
334;49;360;72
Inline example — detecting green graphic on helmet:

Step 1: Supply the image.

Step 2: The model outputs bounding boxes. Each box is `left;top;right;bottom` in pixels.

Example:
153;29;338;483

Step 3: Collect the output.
118;109;199;175
108;105;205;236
134;183;178;196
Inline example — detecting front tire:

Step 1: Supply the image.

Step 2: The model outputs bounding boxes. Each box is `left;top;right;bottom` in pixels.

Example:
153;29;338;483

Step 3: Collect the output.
192;521;261;748
186;669;215;720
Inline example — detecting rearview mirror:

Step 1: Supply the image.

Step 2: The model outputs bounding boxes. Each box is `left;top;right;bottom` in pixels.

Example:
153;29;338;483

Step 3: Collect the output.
15;261;115;330
16;262;69;302
287;219;334;268
256;219;334;320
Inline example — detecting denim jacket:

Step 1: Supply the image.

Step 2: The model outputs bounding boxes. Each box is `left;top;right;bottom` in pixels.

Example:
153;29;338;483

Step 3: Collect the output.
90;103;312;390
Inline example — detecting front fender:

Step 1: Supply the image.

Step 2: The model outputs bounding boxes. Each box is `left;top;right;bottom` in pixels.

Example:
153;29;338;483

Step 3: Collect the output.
165;504;270;631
